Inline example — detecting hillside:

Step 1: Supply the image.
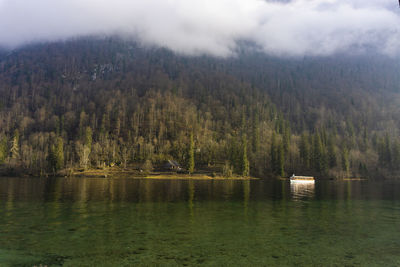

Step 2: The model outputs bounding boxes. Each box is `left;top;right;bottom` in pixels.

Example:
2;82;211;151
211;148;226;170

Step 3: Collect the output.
1;38;400;178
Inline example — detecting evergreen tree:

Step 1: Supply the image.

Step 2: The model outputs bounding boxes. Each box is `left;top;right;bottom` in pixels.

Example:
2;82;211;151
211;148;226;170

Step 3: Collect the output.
188;132;195;174
252;113;260;154
241;135;250;177
361;127;368;151
47;145;57;173
113;116;121;137
0;135;7;164
299;133;310;169
342;147;350;175
312;132;327;174
100;114;109;136
276;141;285;177
378;135;391;166
79;110;87;138
282;122;291;153
55;137;64;171
327;136;337;168
230;135;241;174
270;133;284;176
47;137;64;173
312;133;322;172
270;133;277;173
241;108;246;133
85;126;93;151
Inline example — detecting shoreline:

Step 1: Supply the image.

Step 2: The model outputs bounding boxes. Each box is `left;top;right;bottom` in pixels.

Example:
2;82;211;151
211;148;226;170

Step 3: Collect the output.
58;168;258;180
144;174;257;180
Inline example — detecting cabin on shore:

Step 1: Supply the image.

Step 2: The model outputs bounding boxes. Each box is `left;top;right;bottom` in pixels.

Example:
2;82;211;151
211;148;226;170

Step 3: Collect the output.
163;160;183;172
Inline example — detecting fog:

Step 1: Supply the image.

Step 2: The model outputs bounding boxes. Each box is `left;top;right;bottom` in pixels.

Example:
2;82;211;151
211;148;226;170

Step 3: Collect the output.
0;0;399;57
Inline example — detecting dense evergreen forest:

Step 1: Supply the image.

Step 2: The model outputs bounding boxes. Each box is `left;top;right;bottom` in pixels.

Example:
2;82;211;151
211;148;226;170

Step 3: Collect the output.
1;37;400;179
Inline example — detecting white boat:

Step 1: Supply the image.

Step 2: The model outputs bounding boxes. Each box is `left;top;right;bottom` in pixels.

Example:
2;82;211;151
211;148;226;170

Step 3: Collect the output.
290;174;315;183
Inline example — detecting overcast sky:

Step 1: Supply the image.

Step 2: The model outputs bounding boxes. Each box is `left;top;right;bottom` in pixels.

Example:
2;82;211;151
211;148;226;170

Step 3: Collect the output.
0;0;399;57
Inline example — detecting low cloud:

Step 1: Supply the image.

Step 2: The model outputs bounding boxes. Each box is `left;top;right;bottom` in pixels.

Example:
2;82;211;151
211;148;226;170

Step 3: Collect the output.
0;0;399;56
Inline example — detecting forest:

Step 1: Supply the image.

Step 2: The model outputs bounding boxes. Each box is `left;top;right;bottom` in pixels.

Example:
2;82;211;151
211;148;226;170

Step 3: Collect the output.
1;37;400;179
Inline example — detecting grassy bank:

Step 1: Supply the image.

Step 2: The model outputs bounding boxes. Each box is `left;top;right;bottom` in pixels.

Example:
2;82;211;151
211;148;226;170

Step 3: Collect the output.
64;167;257;180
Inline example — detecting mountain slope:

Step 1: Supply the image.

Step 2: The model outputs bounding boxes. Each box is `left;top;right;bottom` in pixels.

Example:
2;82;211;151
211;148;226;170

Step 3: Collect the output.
0;38;399;178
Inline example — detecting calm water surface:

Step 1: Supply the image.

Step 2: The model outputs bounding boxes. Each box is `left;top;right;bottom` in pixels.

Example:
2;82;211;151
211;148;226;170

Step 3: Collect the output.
0;177;400;266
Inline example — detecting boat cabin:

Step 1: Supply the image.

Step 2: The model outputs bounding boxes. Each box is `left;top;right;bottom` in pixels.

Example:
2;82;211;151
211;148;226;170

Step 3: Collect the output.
290;174;315;181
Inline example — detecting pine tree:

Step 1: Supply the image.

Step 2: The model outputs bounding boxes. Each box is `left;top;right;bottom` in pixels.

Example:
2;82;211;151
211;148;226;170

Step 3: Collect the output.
252;113;260;154
47;145;57;173
378;135;392;166
79;110;87;138
299;133;310;169
113;116;121;137
312;133;322;172
282;122;291;153
85;126;93;151
270;133;277;173
0;135;7;164
241;108;246;133
241;135;250;177
276;141;285;177
270;133;284;177
327;136;337;168
100;114;109;136
342;147;350;175
47;137;64;173
312;132;327;174
230;135;241;174
361;127;368;151
188;132;195;174
55;137;64;171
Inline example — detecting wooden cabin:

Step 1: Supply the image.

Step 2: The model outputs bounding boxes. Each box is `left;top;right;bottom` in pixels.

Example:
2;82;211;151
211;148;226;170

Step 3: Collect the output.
163;160;183;172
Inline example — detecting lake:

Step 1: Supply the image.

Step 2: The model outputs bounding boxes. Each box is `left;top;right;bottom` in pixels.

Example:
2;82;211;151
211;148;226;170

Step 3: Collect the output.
0;177;400;266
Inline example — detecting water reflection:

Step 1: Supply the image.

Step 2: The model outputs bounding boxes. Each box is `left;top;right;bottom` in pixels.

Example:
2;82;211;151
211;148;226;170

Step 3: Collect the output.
188;180;195;222
0;178;255;203
1;178;400;203
290;181;315;200
1;177;400;267
243;180;250;218
5;178;15;217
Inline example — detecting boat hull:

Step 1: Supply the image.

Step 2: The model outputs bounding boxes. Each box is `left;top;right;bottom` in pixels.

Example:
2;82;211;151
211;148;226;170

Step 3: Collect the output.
290;179;315;184
289;175;315;184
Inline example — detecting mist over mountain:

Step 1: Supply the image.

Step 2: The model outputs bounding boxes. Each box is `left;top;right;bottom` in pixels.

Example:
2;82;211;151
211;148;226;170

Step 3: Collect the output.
0;0;399;57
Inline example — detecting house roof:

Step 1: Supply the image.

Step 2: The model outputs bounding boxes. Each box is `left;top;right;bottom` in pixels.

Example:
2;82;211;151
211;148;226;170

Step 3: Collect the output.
165;160;180;167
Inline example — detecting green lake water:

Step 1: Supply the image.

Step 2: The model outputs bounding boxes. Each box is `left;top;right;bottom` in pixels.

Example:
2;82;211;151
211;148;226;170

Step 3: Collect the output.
0;177;400;266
